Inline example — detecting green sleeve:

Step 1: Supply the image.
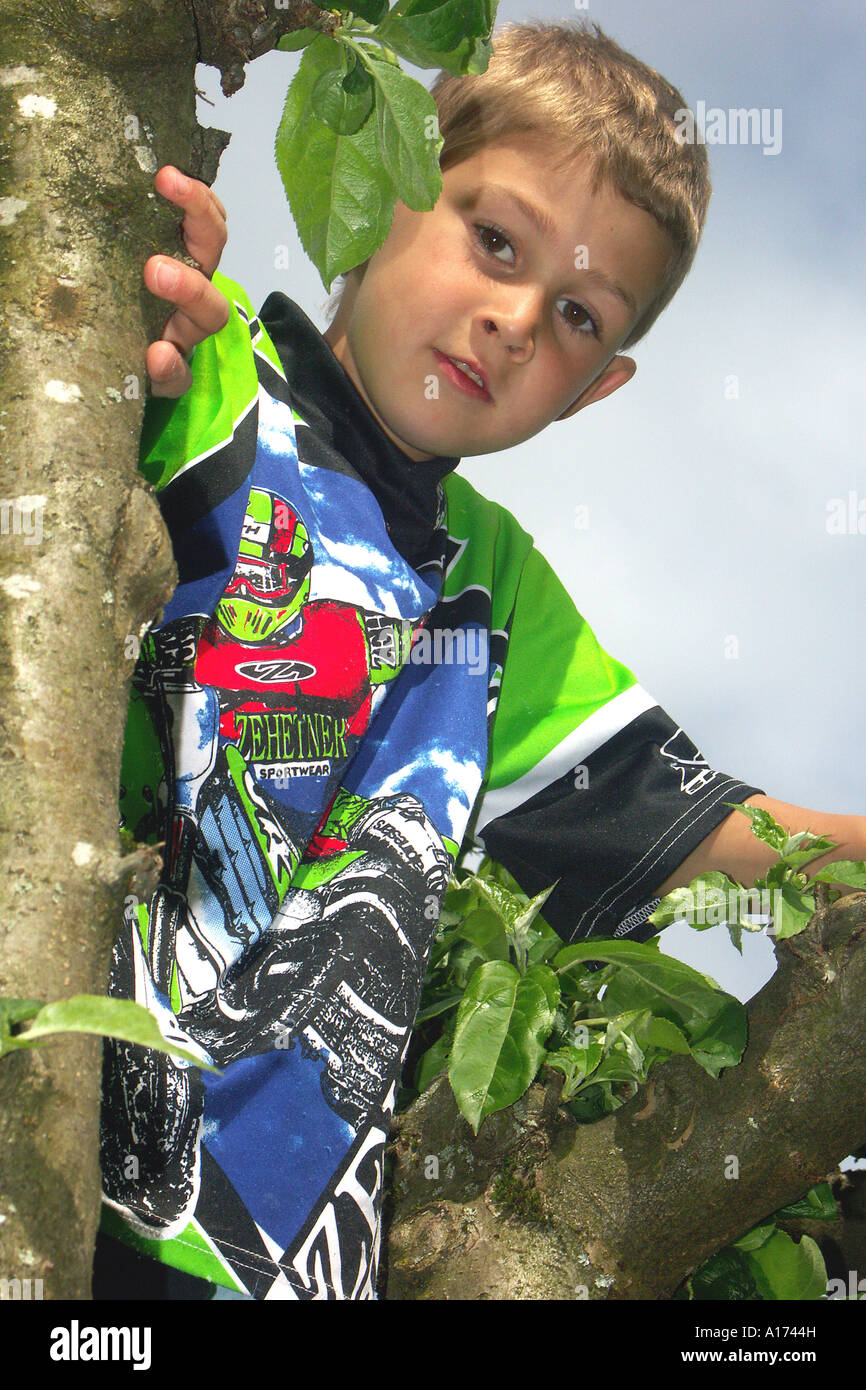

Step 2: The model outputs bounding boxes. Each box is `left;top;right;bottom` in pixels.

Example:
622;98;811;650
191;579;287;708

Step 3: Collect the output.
138;271;279;492
486;544;639;793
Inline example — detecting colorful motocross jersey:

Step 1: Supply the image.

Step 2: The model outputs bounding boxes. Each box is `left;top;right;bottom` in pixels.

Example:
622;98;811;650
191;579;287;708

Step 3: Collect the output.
101;272;762;1300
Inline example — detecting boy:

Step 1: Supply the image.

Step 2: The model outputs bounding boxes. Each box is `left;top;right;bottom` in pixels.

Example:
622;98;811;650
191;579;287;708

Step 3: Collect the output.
96;21;864;1300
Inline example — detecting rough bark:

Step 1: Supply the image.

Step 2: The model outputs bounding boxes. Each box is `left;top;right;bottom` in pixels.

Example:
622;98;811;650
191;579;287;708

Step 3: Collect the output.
385;893;866;1299
191;0;338;95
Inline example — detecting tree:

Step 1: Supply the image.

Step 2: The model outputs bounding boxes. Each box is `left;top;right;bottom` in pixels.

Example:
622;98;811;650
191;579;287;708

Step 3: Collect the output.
0;0;863;1302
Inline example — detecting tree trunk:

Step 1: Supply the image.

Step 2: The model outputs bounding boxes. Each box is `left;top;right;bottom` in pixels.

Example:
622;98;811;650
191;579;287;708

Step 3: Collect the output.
0;0;207;1301
385;892;866;1299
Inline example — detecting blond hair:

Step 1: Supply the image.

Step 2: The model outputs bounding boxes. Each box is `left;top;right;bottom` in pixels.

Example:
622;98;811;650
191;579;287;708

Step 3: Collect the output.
430;20;710;347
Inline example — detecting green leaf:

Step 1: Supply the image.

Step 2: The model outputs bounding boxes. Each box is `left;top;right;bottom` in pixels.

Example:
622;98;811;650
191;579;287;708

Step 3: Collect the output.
527;929;563;965
567;1081;615;1123
772;882;816;939
0;997;44;1057
390;0;491;42
461;34;493;73
810;859;866;889
558;940;728;1032
473;876;557;971
428;905;504;966
780;832;838;869
510;881;558;943
569;940;747;1078
554;948;604;1002
414;1027;453;1092
773;1182;838;1222
649;871;772;942
1;997;44;1028
329;0;389;21
744;1231;827;1300
649;871;741;931
602;1010;647;1074
445;939;487;989
448;961;559;1132
377;0;494;74
732;1221;778;1252
426;923;465;966
690;1247;761;1300
727;801;788;852
276;27;322;52
472;875;522;928
647;885;699;931
688;995;748;1078
413;991;464;1025
544;1041;603;1100
311;52;375;136
636;1013;692;1056
275;35;398;289
458;907;510;959
763;861;788;889
438;883;476;922
8;996;219;1071
587;1053;642;1086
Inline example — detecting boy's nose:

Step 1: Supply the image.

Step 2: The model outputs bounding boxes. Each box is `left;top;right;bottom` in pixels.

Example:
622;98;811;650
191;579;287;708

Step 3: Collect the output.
480;287;543;359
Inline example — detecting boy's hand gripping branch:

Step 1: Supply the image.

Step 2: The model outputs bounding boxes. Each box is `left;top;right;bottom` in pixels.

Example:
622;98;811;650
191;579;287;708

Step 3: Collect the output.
144;165;231;398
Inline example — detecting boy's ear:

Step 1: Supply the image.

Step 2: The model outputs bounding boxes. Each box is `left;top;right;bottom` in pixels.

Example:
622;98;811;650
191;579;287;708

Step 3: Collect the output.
555;354;637;421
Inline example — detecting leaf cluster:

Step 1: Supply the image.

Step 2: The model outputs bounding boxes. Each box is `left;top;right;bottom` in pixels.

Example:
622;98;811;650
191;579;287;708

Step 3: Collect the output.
649;801;866;949
274;1;498;287
405;857;748;1135
678;1183;839;1302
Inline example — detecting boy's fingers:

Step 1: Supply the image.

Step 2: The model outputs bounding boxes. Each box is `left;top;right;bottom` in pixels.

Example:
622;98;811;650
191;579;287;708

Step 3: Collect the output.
144;256;231;355
146;341;193;399
154;164;227;221
153;165;227;277
144;167;230;397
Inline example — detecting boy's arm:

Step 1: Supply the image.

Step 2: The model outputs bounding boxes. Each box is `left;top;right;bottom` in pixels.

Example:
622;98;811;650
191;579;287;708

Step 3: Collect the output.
471;534;863;941
654;794;866;896
143;166;230;398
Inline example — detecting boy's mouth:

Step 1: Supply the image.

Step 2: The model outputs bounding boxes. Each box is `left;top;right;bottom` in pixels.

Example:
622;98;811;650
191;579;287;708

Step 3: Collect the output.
433;350;493;402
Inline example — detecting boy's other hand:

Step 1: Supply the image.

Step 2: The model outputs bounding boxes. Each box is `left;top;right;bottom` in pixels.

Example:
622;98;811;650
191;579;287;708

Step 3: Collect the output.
144;166;231;398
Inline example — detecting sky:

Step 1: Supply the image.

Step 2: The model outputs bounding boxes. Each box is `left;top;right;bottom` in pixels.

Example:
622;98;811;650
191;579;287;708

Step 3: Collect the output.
191;0;864;1002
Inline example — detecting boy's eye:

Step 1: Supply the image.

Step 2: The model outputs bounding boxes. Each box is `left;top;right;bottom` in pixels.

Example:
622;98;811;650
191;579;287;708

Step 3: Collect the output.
556;297;599;337
475;223;600;339
474;222;515;265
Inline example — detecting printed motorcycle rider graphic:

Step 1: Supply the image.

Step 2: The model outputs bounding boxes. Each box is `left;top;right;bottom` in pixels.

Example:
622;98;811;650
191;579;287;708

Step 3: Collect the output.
101;488;452;1243
195;488;373;779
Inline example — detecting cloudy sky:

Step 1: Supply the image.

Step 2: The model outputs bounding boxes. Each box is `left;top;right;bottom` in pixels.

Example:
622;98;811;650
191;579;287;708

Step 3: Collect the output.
192;0;864;1000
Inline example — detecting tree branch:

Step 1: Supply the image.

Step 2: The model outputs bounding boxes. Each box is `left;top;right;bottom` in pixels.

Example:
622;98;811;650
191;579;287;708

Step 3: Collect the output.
192;0;339;95
386;893;866;1299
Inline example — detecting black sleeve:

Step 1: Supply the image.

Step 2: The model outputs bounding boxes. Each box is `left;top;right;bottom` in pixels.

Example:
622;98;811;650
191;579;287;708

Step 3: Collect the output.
479;706;763;943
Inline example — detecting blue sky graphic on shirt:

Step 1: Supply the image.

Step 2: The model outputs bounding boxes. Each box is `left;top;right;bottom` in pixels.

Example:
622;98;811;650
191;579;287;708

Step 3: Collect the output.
345;633;488;845
201;1048;354;1251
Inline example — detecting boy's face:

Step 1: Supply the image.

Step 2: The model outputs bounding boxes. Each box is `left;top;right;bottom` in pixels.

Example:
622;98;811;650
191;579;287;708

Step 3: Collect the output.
325;141;675;462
